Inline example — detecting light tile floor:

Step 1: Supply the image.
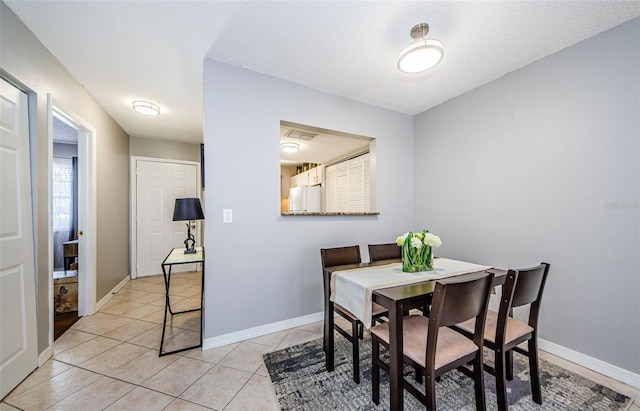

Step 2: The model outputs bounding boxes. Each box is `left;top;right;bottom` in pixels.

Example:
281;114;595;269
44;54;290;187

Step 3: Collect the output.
2;272;638;410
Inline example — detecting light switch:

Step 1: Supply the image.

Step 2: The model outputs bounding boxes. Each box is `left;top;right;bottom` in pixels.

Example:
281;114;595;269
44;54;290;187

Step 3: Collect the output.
223;209;233;223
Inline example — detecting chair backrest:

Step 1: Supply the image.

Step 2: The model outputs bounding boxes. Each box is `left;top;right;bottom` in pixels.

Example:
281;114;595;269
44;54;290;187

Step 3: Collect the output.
320;245;361;269
427;272;494;353
498;262;550;332
431;272;494;328
511;263;550;309
368;243;401;262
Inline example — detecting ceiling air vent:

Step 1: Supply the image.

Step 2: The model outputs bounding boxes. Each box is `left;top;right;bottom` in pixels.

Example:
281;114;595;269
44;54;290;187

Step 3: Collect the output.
285;130;317;141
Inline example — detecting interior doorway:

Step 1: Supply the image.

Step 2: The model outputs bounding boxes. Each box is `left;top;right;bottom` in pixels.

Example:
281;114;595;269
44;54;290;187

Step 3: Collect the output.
47;96;97;347
51;115;80;339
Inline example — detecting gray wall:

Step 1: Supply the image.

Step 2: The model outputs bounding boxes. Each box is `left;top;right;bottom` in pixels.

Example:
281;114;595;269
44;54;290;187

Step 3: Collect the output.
1;1;130;354
202;61;414;337
130;136;201;162
413;18;639;373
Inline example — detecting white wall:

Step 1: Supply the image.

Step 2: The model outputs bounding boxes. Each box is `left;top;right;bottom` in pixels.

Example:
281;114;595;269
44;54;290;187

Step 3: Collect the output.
203;61;413;338
414;18;639;374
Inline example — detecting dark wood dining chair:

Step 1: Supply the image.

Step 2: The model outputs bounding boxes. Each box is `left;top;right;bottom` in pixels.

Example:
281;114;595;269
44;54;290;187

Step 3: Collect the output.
371;272;494;410
321;245;388;384
368;243;401;262
452;262;550;411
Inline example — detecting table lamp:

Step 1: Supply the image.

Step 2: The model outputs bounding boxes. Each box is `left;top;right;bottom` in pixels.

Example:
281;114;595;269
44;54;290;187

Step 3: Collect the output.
172;198;205;254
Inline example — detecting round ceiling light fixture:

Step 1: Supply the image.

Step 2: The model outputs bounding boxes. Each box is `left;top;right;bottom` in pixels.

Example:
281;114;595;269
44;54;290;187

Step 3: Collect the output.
397;23;444;74
132;100;160;115
280;142;300;153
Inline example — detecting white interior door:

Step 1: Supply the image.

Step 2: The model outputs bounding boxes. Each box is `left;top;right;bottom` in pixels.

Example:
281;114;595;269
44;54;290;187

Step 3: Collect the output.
0;77;38;398
135;159;199;277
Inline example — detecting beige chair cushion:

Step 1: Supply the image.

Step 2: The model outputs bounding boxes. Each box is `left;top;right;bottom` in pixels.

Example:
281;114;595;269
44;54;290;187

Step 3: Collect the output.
456;310;534;344
371;315;477;371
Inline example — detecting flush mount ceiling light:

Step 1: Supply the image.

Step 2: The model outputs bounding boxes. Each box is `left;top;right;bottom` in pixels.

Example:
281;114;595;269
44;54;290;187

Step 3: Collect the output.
132;100;160;115
397;23;444;74
281;142;300;153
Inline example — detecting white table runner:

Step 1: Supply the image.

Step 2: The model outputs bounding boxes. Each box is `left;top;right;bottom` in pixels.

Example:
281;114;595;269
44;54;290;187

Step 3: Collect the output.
330;258;492;328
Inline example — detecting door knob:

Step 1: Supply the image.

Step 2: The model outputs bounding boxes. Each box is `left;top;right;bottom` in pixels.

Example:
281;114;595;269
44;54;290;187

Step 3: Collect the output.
78;230;84;237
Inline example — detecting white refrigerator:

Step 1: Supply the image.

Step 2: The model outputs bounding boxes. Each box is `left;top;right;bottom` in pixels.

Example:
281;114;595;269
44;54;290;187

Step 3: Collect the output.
289;186;322;212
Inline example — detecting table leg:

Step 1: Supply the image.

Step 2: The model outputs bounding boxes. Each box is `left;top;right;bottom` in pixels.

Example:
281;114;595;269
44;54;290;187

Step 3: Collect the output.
159;264;171;356
323;268;335;372
389;301;404;411
162;265;175;315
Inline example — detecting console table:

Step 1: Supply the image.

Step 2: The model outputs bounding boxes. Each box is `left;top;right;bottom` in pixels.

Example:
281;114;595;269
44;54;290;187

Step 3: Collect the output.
159;246;204;356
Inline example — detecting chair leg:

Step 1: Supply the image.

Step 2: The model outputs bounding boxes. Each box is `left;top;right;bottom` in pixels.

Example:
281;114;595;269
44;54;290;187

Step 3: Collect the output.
323;329;327;353
527;338;542;404
415;366;423;383
495;349;509;411
351;319;360;384
425;371;437;411
372;337;380;405
473;352;486;411
506;348;514;381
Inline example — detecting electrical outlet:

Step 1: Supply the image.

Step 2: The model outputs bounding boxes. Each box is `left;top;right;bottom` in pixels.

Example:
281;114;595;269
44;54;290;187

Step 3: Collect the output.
223;209;233;223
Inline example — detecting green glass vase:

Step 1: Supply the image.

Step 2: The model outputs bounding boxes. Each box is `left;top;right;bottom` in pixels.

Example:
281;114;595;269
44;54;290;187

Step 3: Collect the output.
402;243;434;273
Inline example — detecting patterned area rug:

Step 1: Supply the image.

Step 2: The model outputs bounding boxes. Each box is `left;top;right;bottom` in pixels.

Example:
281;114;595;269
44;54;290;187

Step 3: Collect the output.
263;333;632;411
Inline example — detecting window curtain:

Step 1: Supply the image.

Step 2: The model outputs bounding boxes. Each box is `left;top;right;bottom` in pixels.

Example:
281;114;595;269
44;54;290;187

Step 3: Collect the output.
70;156;78;241
52;157;74;270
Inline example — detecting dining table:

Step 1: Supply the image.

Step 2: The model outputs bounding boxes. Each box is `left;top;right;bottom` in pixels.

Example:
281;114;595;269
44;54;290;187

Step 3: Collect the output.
323;257;507;411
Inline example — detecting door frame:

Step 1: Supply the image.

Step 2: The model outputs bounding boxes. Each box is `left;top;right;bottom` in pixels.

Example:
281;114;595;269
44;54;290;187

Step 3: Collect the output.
47;96;97;345
130;156;201;279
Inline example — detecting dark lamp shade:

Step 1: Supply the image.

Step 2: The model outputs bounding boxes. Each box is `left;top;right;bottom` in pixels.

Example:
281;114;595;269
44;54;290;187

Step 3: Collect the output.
173;198;204;221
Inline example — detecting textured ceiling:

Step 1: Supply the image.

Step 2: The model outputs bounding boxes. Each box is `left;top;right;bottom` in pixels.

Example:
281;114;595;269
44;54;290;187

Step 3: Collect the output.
6;1;640;144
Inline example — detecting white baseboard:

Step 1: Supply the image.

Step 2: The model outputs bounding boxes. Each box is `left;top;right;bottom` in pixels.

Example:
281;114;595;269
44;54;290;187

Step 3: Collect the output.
95;275;130;312
38;345;52;367
203;311;324;350
539;338;640;389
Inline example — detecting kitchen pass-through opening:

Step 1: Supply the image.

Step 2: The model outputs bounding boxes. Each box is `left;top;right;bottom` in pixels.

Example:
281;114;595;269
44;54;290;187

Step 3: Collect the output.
279;121;376;214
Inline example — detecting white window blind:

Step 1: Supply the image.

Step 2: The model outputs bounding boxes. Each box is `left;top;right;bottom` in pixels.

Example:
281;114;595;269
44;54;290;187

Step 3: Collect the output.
348;156;364;212
363;153;370;211
336;161;349;211
325;165;337;212
324;153;370;212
